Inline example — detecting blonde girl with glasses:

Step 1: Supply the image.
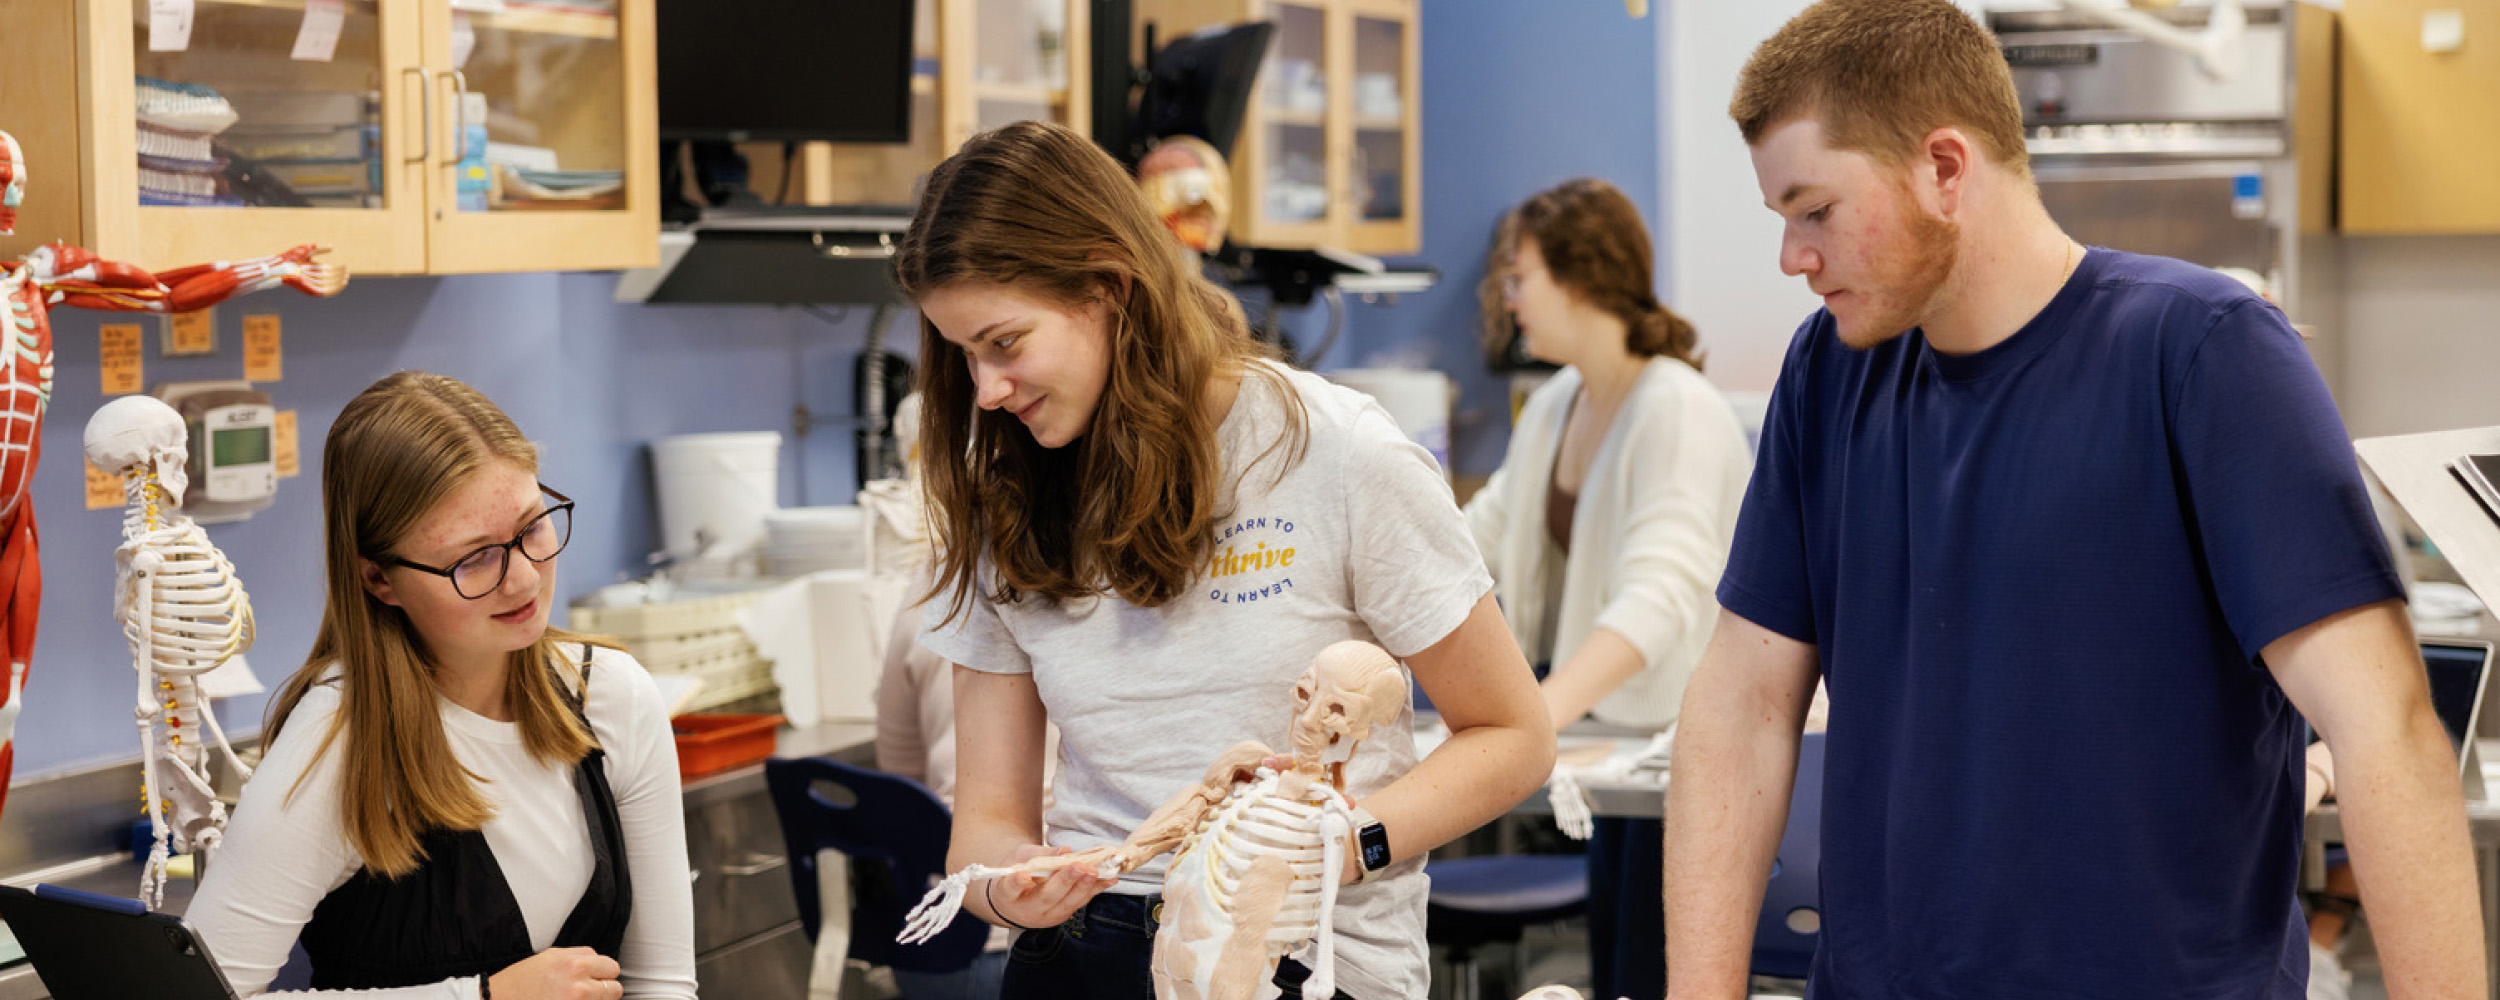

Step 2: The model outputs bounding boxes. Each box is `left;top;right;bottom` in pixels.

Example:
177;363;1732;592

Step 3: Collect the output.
189;371;696;1000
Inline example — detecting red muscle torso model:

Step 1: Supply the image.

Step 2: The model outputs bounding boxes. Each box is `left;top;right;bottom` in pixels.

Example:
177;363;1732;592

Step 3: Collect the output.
0;129;346;814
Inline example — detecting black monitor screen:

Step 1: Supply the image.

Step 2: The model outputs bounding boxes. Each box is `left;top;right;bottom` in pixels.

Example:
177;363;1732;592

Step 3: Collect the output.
2423;642;2491;761
658;0;915;142
1138;21;1274;161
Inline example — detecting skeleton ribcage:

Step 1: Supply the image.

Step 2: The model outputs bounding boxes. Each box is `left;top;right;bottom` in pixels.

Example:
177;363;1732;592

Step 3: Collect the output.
1170;774;1341;948
124;523;253;678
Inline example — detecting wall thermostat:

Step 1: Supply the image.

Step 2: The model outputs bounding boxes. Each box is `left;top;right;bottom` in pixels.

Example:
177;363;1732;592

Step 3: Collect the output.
152;381;277;524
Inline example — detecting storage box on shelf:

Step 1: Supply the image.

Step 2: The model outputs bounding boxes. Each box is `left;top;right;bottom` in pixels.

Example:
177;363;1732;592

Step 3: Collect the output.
569;590;779;716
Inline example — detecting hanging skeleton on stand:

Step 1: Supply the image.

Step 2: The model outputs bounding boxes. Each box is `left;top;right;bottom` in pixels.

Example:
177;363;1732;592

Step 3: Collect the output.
84;395;258;908
900;640;1409;1000
0;129;342;820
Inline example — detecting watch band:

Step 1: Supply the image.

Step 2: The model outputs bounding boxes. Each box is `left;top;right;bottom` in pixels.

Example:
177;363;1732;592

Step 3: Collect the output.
1346;804;1391;884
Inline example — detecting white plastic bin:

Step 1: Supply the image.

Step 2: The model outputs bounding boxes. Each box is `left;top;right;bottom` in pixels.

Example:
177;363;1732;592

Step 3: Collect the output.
651;431;782;559
1327;368;1455;479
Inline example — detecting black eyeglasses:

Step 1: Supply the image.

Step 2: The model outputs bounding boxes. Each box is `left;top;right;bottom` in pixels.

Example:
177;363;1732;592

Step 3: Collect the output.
388;484;575;600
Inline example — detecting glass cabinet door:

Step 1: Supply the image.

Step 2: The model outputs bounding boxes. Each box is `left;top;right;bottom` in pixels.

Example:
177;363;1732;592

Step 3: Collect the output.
1245;0;1333;244
116;0;429;272
422;0;654;273
972;0;1066;131
1344;0;1414;252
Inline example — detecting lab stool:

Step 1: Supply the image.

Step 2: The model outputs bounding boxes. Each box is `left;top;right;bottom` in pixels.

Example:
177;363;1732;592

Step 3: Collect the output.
762;757;989;982
1426;854;1590;1000
1747;732;1828;998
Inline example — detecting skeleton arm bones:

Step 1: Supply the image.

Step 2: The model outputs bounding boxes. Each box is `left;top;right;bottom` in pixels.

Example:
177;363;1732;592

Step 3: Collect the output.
900;739;1274;943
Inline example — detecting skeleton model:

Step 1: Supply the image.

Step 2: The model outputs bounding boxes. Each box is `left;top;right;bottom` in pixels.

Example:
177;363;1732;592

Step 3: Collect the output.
0;130;341;819
84;395;258;909
900;640;1409;1000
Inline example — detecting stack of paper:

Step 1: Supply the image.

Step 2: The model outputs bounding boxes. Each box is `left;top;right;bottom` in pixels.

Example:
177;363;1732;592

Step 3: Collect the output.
134;77;241;207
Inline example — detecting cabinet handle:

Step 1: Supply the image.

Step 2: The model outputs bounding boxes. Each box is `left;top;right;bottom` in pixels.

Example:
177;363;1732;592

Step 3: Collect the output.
719;854;788;877
437;69;471;161
815;231;898;259
403;67;431;164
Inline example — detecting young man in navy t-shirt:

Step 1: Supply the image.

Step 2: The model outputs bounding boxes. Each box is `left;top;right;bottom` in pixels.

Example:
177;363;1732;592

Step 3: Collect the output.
1660;2;2487;998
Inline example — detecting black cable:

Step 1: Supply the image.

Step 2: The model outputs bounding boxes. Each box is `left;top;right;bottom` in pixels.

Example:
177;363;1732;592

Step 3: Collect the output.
1299;286;1344;368
775;142;798;206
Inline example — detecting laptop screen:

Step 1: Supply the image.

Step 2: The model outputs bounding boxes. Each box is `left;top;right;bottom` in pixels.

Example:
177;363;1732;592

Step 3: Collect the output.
2421;640;2493;768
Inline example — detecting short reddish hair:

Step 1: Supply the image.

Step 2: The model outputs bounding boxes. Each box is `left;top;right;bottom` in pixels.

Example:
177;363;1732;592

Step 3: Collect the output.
1730;0;2029;177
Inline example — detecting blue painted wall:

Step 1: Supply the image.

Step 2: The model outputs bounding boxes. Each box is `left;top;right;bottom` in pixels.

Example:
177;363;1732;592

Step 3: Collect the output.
22;275;882;777
12;3;1663;778
1314;0;1664;480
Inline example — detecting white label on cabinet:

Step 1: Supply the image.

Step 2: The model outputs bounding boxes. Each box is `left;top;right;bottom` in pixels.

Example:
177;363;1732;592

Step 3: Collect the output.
2424;9;2466;54
451;11;479;70
292;0;346;62
147;0;194;52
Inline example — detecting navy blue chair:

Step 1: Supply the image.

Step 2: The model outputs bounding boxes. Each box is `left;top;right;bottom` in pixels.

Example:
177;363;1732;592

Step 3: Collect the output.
761;756;987;976
1426;853;1590;1000
1750;731;1828;982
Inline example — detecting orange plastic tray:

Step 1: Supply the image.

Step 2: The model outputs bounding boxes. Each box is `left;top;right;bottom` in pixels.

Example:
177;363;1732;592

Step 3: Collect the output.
672;713;785;779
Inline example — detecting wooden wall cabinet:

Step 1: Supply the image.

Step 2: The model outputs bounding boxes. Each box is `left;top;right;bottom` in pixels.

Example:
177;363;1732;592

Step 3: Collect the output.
2337;0;2500;234
1135;0;1419;255
1;0;657;276
756;0;1092;209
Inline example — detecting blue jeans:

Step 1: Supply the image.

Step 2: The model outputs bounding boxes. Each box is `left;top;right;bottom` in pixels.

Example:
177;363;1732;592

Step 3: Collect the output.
999;893;1356;1000
894;950;1007;1000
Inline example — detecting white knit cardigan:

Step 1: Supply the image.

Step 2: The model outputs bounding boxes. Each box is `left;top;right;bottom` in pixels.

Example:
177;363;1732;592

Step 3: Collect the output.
1463;357;1755;729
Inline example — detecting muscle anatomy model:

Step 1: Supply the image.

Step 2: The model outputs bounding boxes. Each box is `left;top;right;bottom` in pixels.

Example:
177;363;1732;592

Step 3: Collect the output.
0;129;340;818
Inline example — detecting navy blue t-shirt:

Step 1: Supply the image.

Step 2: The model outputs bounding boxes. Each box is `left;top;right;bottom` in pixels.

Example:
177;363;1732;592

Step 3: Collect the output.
1716;248;2402;1000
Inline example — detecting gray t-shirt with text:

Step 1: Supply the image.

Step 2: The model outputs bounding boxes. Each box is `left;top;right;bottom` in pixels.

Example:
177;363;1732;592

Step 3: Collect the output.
922;362;1491;1000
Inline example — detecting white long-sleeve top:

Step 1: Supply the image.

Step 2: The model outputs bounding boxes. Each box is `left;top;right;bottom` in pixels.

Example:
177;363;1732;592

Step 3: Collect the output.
1464;357;1755;729
188;647;698;999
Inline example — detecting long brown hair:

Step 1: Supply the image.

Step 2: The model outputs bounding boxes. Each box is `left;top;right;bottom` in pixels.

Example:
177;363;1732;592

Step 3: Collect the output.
1511;178;1703;369
894;120;1305;620
1477;207;1525;369
264;371;607;878
1729;0;2029;177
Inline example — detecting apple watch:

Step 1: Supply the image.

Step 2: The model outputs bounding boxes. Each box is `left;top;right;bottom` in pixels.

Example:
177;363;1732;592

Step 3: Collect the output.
1347;805;1391;884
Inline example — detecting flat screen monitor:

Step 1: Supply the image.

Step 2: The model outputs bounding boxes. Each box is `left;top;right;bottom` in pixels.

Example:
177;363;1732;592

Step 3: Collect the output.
658;0;916;143
2421;639;2493;775
2306;640;2490;779
1137;21;1274;162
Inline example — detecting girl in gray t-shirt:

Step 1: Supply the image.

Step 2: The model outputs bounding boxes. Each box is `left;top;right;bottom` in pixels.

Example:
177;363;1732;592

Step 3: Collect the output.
889;120;1560;1000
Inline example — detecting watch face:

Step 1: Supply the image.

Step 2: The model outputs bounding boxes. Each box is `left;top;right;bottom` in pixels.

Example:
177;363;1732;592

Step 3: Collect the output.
1360;825;1392;869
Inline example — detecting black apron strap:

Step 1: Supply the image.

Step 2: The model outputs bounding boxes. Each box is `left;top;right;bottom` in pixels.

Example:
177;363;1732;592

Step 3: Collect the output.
550;643;634;958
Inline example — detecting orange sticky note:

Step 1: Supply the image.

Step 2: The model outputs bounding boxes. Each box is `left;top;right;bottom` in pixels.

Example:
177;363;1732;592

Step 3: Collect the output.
164;309;214;356
99;324;143;395
243;314;282;382
274;409;300;478
84;460;123;510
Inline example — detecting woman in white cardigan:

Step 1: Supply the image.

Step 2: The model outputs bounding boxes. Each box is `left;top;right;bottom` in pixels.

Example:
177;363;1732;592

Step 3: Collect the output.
1462;178;1752;1000
1465;179;1753;732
